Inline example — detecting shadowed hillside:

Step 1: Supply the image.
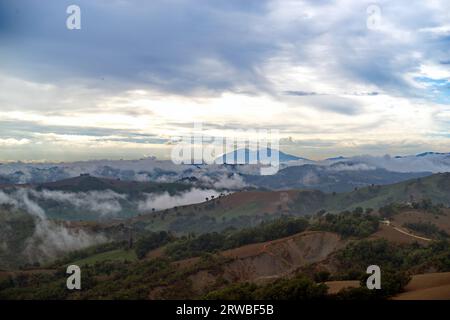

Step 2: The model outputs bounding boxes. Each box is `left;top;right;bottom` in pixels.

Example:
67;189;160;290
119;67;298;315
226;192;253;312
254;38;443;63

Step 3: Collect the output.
244;163;431;192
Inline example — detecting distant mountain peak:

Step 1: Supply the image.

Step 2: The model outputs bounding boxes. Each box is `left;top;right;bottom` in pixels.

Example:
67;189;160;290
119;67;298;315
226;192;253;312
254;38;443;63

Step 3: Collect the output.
416;152;448;157
217;148;308;164
326;156;347;161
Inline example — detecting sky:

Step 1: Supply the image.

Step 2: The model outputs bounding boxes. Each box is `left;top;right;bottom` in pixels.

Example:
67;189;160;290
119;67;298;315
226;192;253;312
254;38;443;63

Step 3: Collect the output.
0;0;449;162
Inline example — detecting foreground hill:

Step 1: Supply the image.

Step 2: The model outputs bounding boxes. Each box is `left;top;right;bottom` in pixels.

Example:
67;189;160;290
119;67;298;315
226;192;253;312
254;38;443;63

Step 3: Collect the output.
1;206;449;300
392;272;450;300
326;272;450;300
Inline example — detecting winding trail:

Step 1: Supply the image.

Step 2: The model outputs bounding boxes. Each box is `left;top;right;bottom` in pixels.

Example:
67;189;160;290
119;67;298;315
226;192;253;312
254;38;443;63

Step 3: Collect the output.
391;225;432;241
382;220;432;242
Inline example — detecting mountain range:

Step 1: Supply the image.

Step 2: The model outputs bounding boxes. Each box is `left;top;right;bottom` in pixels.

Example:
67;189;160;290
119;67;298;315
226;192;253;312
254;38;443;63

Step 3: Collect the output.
1;151;450;193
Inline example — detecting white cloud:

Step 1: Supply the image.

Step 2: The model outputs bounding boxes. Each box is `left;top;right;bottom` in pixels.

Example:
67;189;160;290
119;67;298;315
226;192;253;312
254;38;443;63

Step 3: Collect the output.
0;189;107;263
138;188;222;211
30;189;127;216
0;138;31;146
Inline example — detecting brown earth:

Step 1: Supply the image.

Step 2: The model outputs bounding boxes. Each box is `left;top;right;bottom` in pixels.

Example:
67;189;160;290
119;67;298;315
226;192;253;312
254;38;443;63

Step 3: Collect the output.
325;280;360;294
370;209;450;244
173;231;348;294
391;209;450;235
147;209;450;298
147;230;348;297
393;272;450;300
221;231;347;282
325;272;450;300
370;224;429;245
325;273;450;300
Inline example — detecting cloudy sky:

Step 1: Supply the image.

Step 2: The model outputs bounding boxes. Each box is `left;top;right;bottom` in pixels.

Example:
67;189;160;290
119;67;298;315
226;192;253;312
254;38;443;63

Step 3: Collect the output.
0;0;449;162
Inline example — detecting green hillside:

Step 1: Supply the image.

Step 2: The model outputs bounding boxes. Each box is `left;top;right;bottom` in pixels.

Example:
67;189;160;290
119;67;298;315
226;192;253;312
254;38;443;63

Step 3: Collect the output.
2;173;450;270
2;210;450;300
129;173;450;235
0;207;36;269
323;172;450;211
35;175;191;196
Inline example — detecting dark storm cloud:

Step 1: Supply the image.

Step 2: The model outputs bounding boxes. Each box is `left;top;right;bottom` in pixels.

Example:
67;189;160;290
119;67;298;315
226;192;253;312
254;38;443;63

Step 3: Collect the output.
0;0;275;94
1;0;449;100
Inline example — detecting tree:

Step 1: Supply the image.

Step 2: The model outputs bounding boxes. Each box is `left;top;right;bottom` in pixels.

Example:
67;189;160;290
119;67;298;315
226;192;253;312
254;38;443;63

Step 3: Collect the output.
255;276;328;300
134;231;173;259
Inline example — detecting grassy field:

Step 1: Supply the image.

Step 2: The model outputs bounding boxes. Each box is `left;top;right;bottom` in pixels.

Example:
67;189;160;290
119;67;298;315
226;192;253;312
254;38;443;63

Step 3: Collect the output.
71;249;137;266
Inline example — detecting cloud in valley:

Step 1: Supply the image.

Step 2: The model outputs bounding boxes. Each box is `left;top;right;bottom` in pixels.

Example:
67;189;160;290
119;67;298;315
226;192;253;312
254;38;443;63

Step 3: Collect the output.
30;189;127;216
138;188;222;212
0;190;107;262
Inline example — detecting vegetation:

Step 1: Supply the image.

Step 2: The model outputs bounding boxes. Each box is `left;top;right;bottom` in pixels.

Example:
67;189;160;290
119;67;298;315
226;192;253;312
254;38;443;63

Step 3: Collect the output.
411;199;445;215
204;274;328;300
0;208;36;269
2;178;450;300
335;239;450;279
0;254;231;300
134;231;174;259
50;241;128;267
334;271;411;300
403;222;449;239
312;210;379;238
164;217;309;260
379;199;445;218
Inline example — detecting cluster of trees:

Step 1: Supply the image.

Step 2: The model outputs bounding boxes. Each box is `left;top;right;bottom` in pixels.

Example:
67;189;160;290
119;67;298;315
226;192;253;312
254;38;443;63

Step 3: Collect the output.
335;239;450;280
312;210;379;238
411;199;445;215
224;217;309;248
137;210;385;261
379;199;445;218
334;271;411;300
378;203;402;218
165;217;309;260
0;257;177;300
205;269;410;300
204;275;327;300
50;241;127;267
134;231;174;259
404;222;449;239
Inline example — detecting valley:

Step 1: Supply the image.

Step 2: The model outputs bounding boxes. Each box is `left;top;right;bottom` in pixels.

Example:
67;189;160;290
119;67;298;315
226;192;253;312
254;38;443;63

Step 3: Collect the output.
1;166;450;300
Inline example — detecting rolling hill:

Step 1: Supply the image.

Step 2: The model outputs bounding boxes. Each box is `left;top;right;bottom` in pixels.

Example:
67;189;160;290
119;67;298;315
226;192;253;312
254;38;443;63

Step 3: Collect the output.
243;163;432;192
2;206;449;300
127;173;450;235
2;173;450;274
33;174;191;195
0;175;197;221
